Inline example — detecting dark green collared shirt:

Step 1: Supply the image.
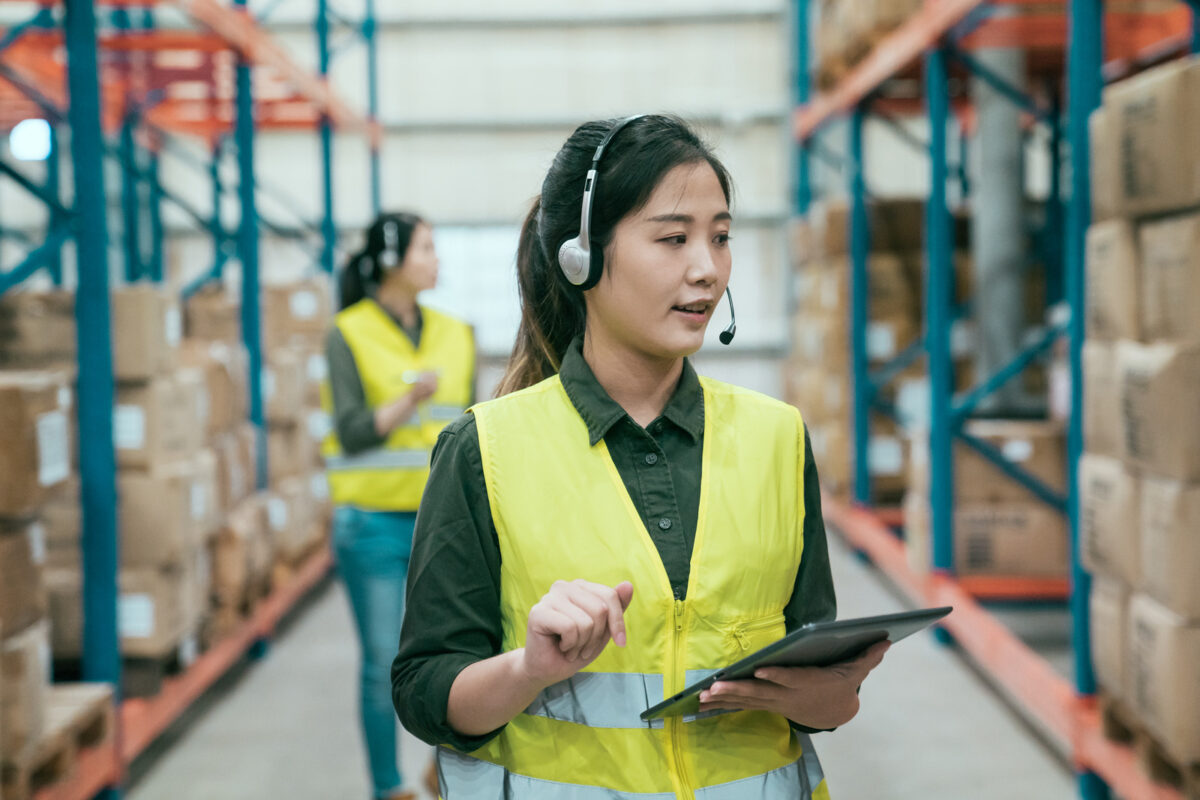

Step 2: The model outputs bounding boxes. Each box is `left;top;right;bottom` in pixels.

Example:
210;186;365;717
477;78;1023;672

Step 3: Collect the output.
392;337;836;751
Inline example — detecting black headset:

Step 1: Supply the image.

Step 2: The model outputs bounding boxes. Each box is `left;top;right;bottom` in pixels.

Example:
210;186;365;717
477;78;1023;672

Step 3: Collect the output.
555;115;736;345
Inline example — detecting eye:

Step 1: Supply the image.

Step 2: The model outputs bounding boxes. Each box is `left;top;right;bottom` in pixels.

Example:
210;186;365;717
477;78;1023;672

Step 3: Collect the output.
714;233;732;247
659;235;687;246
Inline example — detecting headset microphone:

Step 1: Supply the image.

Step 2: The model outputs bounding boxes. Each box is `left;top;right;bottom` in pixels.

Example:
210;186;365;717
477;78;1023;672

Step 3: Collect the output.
718;287;736;345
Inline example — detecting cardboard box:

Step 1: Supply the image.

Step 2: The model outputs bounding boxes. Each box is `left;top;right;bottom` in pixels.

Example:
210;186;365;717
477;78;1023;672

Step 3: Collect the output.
910;420;1066;505
868;419;908;499
1090;576;1129;701
264;347;305;426
270;476;318;563
0;370;72;516
0;619;50;759
267;423;314;484
865;313;919;364
211;497;270;611
1078;453;1141;587
1085;220;1141;341
0;290;75;368
185;286;240;344
0;520;48;639
119;457;216;570
115;371;203;469
1089;107;1118;224
179;340;249;437
1140;476;1200;619
1128;593;1200;763
784;363;848;424
301;348;327;408
1117;341;1200;480
112;285;182;381
309;471;332;530
791;314;848;372
263;280;332;352
811;199;927;257
954;503;1069;576
1138;210;1200;342
42;479;81;567
1104;56;1200;216
1083;341;1121;459
212;431;252;514
803;255;920;321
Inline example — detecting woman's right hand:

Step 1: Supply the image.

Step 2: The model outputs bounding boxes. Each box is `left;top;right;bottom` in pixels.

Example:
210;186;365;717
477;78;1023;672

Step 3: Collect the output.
520;579;635;687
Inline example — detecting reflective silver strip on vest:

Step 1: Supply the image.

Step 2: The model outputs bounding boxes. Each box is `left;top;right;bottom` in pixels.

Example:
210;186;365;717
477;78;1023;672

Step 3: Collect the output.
437;747;821;800
426;404;466;422
324;448;430;471
798;733;827;792
525;672;665;729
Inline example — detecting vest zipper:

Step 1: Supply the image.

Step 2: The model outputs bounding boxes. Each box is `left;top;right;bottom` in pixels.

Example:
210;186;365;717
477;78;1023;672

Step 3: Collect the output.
670;599;695;797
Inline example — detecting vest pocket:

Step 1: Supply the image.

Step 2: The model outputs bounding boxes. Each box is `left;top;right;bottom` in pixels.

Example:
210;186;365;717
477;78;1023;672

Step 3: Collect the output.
727;613;787;654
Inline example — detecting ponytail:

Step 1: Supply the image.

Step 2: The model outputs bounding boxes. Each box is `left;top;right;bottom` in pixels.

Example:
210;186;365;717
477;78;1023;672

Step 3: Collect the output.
495;198;586;397
337;251;371;311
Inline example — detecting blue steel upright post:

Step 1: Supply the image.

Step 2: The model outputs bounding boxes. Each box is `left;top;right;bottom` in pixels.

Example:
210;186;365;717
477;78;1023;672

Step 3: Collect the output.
234;0;268;489
365;0;382;215
848;106;871;504
46;124;63;285
1066;0;1108;797
925;46;955;585
64;6;122;797
317;0;336;274
794;0;812;216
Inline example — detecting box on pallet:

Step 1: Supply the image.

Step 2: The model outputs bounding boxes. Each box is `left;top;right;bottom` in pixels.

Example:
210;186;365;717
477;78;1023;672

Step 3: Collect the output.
185;286;241;344
1138;210;1200;342
1078;453;1140;588
264;347;306;426
1117;341;1200;481
211;497;270;614
266;478;318;565
1085;220;1141;340
1083;341;1121;458
42;480;80;568
112;285;182;381
0;520;48;640
1089;107;1118;223
797;254;920;320
44;564;199;660
302;349;327;407
179;340;249;437
1101;56;1200;217
905;498;1068;577
1129;593;1200;764
0;290;75;368
1140;477;1200;620
0;619;50;760
268;423;316;484
1090;576;1130;703
119;452;219;570
264;280;332;351
212;429;254;514
115;370;206;469
0;370;72;518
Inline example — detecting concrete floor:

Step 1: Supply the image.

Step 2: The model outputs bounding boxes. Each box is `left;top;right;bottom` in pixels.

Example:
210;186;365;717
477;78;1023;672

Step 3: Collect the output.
128;532;1076;800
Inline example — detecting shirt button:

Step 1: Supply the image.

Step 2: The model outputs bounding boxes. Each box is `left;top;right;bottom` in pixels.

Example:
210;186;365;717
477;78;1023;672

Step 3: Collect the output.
651;421;663;433
644;453;659;466
658;517;673;531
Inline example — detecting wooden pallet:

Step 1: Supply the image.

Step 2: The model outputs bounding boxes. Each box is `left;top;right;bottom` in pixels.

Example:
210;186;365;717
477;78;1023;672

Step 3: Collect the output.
1099;693;1200;799
1;684;114;800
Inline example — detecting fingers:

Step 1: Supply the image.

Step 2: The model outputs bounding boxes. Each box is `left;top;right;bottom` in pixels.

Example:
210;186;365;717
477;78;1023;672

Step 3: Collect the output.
751;666;823;689
528;602;584;654
697;679;783;712
570;579;632;649
848;641;890;681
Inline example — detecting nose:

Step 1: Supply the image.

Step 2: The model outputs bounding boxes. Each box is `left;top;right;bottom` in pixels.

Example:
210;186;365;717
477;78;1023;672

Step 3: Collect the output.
686;240;720;286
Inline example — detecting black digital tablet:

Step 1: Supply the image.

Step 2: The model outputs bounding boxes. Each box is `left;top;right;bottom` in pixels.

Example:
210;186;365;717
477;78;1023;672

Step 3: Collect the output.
640;606;953;721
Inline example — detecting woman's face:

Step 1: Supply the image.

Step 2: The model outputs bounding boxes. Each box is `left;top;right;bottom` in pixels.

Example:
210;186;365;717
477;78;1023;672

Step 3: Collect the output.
586;161;732;362
391;222;438;294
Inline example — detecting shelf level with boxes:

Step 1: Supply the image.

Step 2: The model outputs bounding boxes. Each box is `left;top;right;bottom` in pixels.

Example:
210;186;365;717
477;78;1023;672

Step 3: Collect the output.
790;0;1200;798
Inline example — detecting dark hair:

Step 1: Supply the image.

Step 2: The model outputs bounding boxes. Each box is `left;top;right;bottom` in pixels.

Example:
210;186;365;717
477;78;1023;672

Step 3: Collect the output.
338;211;425;310
495;115;732;396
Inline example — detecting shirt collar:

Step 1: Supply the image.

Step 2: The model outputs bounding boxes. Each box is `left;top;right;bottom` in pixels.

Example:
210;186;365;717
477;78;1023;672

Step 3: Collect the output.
558;336;704;447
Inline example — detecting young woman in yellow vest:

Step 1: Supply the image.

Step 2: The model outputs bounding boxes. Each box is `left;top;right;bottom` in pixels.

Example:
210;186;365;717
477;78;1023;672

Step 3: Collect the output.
392;116;888;799
323;211;475;800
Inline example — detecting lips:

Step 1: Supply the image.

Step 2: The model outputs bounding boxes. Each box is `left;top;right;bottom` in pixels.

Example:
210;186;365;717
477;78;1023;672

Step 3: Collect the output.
672;301;713;314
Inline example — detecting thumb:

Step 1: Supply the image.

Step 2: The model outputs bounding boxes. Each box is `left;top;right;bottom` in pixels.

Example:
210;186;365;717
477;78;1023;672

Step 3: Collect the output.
615;581;634;611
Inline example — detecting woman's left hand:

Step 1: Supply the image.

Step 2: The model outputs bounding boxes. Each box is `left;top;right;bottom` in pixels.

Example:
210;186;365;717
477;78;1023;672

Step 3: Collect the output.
696;641;889;730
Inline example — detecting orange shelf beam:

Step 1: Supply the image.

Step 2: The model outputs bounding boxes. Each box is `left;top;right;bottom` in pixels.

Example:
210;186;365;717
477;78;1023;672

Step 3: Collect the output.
824;497;1184;799
33;739;121;800
121;547;333;763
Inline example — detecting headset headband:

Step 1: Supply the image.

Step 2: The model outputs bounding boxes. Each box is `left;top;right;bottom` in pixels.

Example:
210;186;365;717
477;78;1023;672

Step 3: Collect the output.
576;114;646;247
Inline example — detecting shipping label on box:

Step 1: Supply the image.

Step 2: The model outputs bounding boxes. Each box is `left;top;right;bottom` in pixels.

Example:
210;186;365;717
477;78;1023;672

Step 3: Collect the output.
0;371;73;516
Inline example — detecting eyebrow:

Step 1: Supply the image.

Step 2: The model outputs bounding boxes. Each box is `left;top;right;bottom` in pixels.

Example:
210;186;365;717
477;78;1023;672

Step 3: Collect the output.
646;212;733;224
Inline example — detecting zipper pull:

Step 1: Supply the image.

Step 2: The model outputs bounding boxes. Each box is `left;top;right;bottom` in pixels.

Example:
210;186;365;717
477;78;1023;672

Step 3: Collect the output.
674;599;684;632
733;627;750;651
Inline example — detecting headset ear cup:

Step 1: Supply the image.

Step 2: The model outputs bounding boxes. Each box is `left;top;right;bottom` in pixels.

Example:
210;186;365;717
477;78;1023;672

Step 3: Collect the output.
576;244;604;291
557;238;591;286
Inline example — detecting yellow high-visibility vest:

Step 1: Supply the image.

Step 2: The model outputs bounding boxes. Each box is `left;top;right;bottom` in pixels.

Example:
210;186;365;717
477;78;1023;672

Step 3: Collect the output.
439;373;831;799
322;299;474;511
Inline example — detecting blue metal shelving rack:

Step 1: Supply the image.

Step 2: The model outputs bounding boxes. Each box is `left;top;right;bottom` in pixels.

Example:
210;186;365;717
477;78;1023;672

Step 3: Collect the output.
793;1;1200;797
0;2;380;795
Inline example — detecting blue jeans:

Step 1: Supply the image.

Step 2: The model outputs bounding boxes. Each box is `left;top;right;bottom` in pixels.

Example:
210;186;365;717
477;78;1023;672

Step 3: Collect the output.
332;506;415;799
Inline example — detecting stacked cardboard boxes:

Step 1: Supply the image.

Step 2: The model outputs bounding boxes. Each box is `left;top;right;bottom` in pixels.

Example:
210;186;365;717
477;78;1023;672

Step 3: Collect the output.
0;303;74;771
785;198;936;502
1086;55;1200;777
815;0;923;90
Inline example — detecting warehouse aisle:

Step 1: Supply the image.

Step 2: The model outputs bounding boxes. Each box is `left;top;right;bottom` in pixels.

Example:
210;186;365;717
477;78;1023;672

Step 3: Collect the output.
128;533;1074;800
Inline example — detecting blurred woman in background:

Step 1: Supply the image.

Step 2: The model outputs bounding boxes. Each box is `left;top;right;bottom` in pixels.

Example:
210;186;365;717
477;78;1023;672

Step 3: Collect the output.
323;211;475;800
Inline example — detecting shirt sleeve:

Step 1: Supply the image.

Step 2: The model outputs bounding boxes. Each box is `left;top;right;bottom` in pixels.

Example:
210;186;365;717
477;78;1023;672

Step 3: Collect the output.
784;422;839;734
325;327;387;455
391;413;507;751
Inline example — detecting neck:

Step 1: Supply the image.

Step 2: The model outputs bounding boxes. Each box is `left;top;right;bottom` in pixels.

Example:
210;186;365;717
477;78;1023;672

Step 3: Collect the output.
582;329;683;429
375;282;419;327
